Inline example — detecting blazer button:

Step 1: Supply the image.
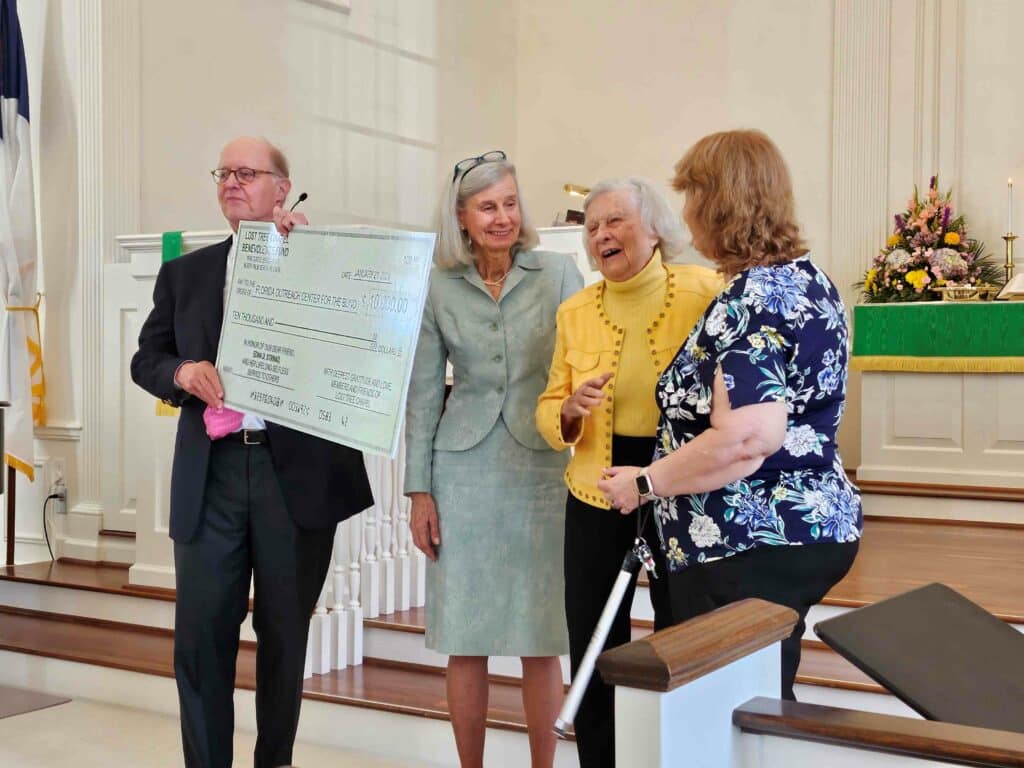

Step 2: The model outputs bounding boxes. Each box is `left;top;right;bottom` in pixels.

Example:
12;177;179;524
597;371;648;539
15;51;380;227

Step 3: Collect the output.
493;354;503;363
490;322;499;331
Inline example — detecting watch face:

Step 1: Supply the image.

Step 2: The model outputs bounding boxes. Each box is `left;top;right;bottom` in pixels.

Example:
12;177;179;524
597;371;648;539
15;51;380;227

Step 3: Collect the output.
636;474;652;496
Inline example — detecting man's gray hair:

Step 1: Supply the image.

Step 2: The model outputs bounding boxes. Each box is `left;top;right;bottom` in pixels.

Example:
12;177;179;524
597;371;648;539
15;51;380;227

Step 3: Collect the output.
581;177;686;267
434;159;540;269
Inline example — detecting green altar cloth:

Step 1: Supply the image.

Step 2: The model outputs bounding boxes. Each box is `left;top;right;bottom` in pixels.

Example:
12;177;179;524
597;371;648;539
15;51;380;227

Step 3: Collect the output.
851;302;1024;373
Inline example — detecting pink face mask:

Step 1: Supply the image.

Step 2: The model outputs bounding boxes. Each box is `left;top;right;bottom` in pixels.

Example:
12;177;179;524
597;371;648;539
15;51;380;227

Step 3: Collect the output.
203;405;245;440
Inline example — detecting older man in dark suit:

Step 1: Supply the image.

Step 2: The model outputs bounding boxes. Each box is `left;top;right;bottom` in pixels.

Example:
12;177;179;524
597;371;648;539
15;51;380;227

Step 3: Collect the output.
131;136;373;768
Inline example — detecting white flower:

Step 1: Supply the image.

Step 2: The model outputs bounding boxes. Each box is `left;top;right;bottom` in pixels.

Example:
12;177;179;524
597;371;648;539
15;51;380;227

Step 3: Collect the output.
705;302;728;336
784;424;823;457
885;248;913;270
688;515;721;548
695;390;711;414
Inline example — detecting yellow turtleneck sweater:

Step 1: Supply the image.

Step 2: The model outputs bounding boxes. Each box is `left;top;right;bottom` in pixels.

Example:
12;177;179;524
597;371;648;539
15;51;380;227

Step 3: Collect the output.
603;251;667;436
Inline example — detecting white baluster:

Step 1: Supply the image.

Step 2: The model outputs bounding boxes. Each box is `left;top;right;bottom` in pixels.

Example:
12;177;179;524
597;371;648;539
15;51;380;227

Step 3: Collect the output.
394;434;412;612
412;545;427;608
380;454;396;616
347;514;364;666
309;576;331;675
330;523;349;670
361;456;382;619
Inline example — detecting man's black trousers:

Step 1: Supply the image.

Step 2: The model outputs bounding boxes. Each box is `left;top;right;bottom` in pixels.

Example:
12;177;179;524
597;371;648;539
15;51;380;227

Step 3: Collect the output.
173;438;335;768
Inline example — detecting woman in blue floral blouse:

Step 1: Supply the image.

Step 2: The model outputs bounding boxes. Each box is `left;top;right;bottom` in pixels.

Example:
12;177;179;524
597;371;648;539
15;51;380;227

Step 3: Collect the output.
599;129;861;699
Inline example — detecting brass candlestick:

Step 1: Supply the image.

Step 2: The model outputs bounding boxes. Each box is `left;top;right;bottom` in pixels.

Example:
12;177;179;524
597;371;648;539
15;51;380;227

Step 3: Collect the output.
1003;233;1017;285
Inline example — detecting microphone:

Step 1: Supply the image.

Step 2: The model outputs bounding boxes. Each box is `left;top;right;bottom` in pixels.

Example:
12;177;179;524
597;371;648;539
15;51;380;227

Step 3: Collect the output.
289;192;308;212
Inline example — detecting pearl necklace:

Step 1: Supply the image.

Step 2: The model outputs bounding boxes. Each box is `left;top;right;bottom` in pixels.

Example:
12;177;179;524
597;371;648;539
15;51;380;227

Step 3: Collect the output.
481;270;509;287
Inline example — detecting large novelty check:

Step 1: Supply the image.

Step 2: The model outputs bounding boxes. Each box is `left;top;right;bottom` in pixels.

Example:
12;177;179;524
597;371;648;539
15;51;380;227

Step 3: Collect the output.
216;221;434;457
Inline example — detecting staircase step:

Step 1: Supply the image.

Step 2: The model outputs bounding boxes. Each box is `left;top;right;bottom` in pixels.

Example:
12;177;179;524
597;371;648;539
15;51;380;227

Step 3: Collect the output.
0;604;563;738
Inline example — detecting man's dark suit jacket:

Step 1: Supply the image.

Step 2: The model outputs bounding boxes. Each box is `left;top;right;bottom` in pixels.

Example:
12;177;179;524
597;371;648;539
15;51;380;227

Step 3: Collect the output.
130;236;374;542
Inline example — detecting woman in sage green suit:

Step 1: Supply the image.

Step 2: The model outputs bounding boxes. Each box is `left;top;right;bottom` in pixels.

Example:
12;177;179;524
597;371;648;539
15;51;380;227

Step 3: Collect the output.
404;151;583;768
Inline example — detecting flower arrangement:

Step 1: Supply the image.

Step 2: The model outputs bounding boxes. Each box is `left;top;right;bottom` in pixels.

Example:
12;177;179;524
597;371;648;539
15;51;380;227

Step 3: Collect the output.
857;176;1002;302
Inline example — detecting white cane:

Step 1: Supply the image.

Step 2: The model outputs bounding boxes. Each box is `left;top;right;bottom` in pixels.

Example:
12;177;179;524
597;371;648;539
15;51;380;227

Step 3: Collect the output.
554;550;642;737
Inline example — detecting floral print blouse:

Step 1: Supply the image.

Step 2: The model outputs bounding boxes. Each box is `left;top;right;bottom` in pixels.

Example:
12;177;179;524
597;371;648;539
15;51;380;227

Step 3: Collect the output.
653;256;862;572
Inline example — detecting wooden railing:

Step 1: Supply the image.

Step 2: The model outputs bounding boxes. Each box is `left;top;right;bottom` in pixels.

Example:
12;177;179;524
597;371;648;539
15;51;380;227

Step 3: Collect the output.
735;697;1024;768
598;597;797;691
595;598;797;767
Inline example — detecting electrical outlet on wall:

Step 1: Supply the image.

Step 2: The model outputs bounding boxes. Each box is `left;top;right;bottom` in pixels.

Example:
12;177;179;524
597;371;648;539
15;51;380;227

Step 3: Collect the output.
49;458;68;516
50;458;66;491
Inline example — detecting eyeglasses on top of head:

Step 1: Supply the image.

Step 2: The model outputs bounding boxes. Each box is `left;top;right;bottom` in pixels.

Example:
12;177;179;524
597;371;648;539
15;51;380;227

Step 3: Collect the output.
452;150;507;183
210;167;281;185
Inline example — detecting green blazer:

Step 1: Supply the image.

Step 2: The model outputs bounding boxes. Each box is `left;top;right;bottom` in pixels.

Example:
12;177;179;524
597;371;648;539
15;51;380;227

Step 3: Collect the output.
404;249;584;493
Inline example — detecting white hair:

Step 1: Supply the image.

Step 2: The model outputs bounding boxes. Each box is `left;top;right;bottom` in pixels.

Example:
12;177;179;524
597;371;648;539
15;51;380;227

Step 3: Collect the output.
581;177;687;268
433;158;540;269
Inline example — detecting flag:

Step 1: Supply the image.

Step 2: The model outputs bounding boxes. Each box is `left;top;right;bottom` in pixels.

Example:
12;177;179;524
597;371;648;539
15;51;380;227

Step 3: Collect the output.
154;231;184;416
0;0;43;481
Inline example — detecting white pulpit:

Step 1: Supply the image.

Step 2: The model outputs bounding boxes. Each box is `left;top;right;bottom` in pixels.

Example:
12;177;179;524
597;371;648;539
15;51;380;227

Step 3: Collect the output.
851;302;1024;524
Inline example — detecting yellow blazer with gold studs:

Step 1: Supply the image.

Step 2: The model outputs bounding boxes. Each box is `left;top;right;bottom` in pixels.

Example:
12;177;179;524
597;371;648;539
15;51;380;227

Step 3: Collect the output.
535;263;723;509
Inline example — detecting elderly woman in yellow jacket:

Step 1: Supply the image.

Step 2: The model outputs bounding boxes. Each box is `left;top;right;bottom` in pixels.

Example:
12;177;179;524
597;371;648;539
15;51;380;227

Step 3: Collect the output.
536;177;721;768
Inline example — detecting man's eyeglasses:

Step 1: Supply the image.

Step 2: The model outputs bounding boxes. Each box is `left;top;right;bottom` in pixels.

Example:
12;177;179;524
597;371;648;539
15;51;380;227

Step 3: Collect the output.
452;150;507;183
211;167;280;185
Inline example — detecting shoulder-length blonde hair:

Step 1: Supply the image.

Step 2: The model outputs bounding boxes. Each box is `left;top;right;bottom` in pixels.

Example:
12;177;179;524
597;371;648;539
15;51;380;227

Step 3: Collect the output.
672;130;807;275
434;157;540;269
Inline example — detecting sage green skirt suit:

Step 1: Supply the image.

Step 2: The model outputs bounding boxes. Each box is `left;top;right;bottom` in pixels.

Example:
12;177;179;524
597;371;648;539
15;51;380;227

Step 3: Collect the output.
404;249;584;655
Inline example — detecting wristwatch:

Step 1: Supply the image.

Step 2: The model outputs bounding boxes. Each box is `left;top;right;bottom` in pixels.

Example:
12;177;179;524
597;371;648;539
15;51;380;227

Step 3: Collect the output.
634;467;658;503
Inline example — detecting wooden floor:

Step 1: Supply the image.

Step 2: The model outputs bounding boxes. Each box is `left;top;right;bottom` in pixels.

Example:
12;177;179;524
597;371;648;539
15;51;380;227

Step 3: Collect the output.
0;559;138;597
824;519;1024;622
631;517;1024;623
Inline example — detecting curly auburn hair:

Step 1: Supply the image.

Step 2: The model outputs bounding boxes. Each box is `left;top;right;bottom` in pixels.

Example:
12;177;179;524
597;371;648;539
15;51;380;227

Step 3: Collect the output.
672;130;807;275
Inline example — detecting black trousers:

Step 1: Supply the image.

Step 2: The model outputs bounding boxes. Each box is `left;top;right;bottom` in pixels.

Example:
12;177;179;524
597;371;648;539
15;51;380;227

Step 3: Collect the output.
564;435;671;768
173;439;335;768
667;539;860;700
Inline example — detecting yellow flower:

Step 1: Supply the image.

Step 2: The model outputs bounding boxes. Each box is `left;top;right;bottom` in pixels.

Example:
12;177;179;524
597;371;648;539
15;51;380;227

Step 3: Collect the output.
660;430;674;454
761;326;785;348
887;234;901;247
666;537;686;566
865;267;878;293
905;269;929;291
944;232;961;245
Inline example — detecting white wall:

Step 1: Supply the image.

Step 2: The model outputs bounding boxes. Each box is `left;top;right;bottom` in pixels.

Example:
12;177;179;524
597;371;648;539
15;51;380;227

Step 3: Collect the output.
136;0;519;235
514;0;833;264
960;0;1024;242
